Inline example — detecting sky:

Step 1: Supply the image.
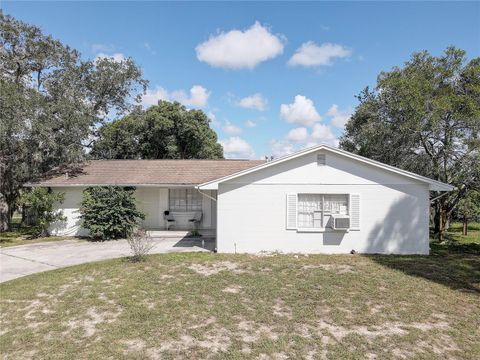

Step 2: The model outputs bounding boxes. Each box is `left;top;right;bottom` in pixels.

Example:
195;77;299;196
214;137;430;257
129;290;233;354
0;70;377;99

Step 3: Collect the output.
4;1;480;159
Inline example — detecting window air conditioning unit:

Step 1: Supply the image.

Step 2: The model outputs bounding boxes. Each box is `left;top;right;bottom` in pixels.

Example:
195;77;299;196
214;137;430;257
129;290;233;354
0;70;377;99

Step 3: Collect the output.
332;215;350;230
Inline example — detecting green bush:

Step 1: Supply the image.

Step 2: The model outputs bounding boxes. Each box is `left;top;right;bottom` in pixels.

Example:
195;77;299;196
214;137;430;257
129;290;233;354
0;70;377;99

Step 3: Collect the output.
19;188;65;237
80;186;145;240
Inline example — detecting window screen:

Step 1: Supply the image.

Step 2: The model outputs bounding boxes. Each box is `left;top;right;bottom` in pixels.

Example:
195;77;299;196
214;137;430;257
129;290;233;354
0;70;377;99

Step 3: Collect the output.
169;189;202;211
297;194;348;228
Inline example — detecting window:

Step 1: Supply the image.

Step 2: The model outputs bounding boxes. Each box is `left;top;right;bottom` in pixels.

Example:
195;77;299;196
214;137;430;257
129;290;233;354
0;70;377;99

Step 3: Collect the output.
169;189;202;211
297;194;348;228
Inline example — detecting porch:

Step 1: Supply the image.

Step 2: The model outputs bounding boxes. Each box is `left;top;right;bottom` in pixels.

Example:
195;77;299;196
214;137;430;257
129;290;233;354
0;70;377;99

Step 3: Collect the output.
135;187;217;234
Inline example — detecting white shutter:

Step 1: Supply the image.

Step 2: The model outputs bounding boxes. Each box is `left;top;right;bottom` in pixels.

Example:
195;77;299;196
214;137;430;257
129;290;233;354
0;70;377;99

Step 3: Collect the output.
286;193;298;230
349;194;360;230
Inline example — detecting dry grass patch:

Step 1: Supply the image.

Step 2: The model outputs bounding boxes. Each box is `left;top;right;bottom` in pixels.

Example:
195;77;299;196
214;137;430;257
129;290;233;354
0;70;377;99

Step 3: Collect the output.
1;244;479;359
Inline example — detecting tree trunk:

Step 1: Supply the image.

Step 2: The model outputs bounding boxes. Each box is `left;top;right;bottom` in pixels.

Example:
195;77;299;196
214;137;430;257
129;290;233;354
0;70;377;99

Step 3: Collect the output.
439;207;444;242
432;202;441;239
463;214;468;236
0;195;10;232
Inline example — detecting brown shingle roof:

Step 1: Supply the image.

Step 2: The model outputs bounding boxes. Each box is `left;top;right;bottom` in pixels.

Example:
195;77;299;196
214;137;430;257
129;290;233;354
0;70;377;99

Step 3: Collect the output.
29;159;266;187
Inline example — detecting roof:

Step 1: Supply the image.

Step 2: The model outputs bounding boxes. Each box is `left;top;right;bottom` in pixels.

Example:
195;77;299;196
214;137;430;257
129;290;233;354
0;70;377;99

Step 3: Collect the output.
27;159;266;187
197;144;455;192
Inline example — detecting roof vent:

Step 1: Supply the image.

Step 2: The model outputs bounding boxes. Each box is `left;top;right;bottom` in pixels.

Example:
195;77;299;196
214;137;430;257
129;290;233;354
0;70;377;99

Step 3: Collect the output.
317;154;326;166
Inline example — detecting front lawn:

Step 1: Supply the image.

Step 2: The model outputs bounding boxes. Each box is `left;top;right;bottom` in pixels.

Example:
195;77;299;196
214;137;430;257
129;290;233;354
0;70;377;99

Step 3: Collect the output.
0;231;72;248
1;230;479;359
0;218;82;248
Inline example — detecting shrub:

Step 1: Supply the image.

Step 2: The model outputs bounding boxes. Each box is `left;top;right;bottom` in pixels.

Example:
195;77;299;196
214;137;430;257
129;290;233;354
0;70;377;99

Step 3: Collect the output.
80;186;144;240
127;228;155;262
19;188;65;237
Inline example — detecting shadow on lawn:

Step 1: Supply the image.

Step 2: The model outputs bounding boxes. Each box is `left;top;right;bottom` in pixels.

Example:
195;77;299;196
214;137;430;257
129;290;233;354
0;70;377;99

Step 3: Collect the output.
369;242;480;293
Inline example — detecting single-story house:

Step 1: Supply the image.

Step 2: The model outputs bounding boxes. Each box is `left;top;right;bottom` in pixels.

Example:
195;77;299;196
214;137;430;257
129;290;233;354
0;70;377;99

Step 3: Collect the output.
28;144;453;254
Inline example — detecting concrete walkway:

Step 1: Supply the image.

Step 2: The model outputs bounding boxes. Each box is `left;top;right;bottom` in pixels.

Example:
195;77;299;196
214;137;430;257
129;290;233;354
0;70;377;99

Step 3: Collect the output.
0;237;214;283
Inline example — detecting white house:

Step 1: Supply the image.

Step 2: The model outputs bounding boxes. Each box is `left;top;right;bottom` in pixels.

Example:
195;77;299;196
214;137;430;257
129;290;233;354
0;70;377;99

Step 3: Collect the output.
29;145;453;255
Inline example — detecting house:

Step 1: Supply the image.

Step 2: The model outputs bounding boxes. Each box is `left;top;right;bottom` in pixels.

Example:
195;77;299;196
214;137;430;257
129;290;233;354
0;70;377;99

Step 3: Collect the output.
29;145;454;254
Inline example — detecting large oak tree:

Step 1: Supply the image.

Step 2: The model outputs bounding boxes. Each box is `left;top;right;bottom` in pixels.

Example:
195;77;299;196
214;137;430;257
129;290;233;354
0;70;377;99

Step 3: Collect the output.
90;100;224;160
0;13;147;230
340;47;480;240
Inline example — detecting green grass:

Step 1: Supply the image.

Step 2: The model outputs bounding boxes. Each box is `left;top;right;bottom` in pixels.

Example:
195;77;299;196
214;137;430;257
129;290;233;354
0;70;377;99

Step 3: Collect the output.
0;224;73;248
1;223;479;359
0;217;86;248
0;231;72;248
443;221;480;244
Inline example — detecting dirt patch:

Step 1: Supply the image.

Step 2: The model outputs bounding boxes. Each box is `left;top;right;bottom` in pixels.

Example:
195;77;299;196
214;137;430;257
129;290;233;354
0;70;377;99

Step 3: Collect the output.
121;339;146;353
237;320;279;343
146;325;231;357
22;299;45;320
188;261;246;276
160;274;175;280
302;264;354;274
258;352;288;360
272;298;293;319
317;320;407;341
222;285;243;294
64;306;122;337
98;293;115;305
188;316;217;329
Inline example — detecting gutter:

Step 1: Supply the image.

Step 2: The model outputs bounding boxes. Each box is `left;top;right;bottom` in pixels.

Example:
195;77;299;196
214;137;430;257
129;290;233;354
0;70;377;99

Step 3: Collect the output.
196;187;217;202
430;191;450;203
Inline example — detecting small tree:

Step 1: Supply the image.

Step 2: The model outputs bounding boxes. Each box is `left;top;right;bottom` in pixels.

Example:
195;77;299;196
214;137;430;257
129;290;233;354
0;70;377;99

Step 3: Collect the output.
457;191;480;236
80;186;144;240
127;228;155;262
19;188;65;237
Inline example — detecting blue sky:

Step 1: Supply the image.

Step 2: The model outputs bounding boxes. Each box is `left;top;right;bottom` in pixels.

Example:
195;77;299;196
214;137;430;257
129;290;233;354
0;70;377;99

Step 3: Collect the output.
4;1;480;159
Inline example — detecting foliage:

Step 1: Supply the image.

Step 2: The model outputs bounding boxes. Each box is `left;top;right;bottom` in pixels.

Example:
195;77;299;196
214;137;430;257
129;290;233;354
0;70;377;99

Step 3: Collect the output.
456;191;480;220
340;47;480;237
18;188;65;237
127;228;155;262
0;12;147;231
80;187;145;240
454;191;480;235
90;101;224;159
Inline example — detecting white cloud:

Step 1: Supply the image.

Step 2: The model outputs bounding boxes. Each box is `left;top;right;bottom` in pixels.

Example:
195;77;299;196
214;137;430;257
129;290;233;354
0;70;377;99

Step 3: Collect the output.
288;42;351;67
269;123;339;158
311;123;336;142
270;139;296;158
95;52;126;63
222;121;242;136
141;87;169;107
174;85;210;107
286;127;308;142
238;93;267;111
327;104;352;129
220;137;255;159
207;111;220;128
280;95;322;126
245;120;257;128
142;85;210;108
196;21;285;69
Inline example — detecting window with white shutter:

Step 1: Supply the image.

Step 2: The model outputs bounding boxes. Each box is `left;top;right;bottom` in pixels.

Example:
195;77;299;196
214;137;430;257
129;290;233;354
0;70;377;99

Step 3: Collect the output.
286;193;298;229
349;194;360;230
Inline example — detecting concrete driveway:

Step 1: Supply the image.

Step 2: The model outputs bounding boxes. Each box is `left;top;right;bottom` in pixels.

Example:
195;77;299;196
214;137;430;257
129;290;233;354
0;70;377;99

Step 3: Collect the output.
0;237;214;283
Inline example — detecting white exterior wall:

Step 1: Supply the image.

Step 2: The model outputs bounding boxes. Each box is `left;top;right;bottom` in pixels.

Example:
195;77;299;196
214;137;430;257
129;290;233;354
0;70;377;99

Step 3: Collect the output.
49;187;89;236
50;187;216;236
216;151;430;254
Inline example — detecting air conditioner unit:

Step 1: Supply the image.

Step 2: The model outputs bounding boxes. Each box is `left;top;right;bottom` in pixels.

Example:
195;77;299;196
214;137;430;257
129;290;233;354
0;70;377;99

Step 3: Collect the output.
332;215;350;230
